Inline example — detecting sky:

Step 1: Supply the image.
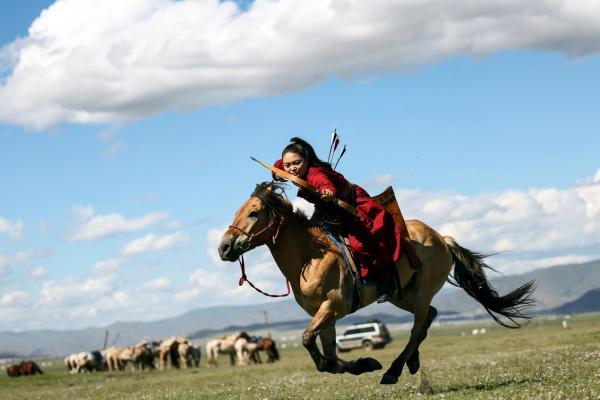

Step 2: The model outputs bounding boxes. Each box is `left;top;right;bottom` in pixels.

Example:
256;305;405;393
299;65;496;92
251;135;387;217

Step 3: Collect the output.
1;0;600;332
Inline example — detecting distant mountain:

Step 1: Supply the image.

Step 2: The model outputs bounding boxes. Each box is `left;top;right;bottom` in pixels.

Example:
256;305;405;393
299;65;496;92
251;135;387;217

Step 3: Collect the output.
432;259;600;316
545;288;600;315
2;259;599;357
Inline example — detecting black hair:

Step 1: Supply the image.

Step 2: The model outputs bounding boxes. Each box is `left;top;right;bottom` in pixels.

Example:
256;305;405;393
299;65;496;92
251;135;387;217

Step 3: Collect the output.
282;137;331;168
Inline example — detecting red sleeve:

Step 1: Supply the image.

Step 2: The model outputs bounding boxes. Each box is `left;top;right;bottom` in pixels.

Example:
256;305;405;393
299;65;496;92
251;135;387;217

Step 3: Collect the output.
306;167;337;195
272;159;286;182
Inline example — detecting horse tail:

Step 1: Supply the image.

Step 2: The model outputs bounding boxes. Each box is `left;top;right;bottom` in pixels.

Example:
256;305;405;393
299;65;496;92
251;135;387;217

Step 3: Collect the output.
269;340;280;361
444;236;536;328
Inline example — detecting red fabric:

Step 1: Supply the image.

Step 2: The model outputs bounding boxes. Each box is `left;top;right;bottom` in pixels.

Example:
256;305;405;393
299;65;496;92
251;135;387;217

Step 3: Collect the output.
273;160;401;280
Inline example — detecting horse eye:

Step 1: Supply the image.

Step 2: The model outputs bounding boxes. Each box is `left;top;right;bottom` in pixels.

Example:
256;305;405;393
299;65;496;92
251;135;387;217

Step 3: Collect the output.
248;211;258;219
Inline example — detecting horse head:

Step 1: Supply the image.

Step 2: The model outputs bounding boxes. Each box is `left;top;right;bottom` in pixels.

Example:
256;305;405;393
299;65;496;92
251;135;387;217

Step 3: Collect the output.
219;182;292;261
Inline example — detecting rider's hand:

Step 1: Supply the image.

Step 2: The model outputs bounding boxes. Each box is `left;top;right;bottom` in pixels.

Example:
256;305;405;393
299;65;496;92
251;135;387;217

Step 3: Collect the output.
320;188;335;200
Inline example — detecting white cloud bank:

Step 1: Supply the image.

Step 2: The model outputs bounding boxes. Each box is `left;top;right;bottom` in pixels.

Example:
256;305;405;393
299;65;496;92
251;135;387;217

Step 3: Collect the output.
398;174;600;275
0;216;23;240
68;205;168;241
121;231;190;255
2;0;600;129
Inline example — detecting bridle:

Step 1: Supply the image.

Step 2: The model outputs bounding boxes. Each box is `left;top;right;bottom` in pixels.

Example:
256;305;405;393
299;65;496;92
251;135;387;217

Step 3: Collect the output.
228;210;285;251
228;205;290;297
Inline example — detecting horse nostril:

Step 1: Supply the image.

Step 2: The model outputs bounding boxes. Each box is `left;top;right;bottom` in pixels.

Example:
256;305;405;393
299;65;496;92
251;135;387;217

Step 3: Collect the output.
220;243;230;257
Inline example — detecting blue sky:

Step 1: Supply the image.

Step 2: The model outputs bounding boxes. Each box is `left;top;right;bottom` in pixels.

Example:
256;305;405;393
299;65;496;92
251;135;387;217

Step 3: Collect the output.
1;0;600;331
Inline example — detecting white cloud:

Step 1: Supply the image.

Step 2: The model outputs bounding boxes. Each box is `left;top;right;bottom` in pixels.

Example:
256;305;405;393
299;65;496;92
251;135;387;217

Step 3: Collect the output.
0;291;30;306
363;174;395;190
32;266;48;278
39;274;115;306
68;205;168;241
397;180;600;273
3;0;600;129
141;277;172;291
92;257;125;272
121;231;190;255
174;287;200;302
0;250;36;275
0;216;23;240
164;220;183;230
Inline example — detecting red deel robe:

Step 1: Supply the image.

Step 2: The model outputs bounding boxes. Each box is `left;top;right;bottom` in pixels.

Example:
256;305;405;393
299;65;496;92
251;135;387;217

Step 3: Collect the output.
274;160;401;280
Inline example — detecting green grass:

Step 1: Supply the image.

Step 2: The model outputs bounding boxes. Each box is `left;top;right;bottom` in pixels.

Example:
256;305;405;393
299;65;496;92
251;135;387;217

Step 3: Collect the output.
1;314;599;399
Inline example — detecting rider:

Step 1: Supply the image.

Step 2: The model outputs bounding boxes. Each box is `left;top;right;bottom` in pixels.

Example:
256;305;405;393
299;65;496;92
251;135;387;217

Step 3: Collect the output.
272;137;401;303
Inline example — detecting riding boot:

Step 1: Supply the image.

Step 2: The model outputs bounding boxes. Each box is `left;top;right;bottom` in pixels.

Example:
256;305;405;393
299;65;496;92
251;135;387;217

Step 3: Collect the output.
376;266;397;304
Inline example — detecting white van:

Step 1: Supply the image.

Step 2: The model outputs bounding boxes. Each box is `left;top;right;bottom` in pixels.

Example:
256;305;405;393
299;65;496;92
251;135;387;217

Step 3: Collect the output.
335;320;392;352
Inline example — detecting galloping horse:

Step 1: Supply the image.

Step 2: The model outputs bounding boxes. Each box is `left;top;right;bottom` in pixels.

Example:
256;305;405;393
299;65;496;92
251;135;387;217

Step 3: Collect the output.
219;182;535;384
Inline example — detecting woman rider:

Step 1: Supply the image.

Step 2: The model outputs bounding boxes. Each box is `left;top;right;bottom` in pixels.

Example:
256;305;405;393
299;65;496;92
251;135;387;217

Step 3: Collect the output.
272;137;401;303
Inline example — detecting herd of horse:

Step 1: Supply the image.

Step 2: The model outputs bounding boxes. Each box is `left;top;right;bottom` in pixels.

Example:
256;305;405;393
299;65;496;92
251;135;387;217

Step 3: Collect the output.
64;336;202;373
5;332;279;378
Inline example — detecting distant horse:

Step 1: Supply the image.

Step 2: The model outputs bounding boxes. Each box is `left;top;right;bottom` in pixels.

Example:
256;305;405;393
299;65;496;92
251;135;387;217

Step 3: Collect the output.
6;361;43;377
77;351;105;372
219;182;535;384
105;347;131;371
159;336;187;370
206;332;251;366
132;341;157;371
178;342;201;368
65;352;102;373
248;338;280;364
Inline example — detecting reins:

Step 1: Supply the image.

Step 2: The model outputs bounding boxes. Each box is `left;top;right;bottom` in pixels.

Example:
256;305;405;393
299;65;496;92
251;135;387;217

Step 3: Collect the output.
237;253;291;297
229;211;290;297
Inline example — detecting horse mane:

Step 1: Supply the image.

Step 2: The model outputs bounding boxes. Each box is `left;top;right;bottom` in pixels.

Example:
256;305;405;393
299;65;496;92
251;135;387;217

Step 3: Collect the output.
251;182;310;224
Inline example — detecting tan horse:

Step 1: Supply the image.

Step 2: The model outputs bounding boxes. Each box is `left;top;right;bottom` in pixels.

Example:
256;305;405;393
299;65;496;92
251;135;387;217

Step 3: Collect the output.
219;182;535;384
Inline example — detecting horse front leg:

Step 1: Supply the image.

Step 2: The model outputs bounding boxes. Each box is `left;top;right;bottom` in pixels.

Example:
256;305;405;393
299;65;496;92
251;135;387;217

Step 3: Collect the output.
302;301;344;373
319;326;382;375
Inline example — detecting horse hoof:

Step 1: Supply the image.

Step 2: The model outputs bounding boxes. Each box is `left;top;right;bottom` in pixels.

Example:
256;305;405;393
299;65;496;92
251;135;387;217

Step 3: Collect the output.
407;359;420;375
345;357;382;375
380;374;398;385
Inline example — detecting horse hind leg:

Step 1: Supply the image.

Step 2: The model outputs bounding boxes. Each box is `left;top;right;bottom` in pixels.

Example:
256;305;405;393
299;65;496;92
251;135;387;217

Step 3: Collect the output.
381;293;435;385
406;306;437;375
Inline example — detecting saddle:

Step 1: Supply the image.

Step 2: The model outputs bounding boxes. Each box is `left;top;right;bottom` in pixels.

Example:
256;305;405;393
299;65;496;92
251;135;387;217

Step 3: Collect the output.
320;186;421;312
370;186;422;271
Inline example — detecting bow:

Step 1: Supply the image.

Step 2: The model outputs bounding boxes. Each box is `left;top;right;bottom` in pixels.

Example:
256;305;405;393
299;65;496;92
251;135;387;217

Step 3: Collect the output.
250;157;357;217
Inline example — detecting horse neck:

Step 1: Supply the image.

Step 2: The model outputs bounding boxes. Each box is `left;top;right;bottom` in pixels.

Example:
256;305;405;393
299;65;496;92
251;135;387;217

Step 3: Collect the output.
267;219;317;283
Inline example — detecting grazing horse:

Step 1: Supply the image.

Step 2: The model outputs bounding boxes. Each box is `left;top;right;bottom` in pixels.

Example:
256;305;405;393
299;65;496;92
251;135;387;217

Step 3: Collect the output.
132;341;156;371
206;332;251;366
6;361;43;377
178;342;201;368
252;338;280;363
218;182;535;384
159;336;188;370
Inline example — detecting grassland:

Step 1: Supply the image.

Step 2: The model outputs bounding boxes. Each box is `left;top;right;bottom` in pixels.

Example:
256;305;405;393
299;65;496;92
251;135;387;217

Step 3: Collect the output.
1;314;599;400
